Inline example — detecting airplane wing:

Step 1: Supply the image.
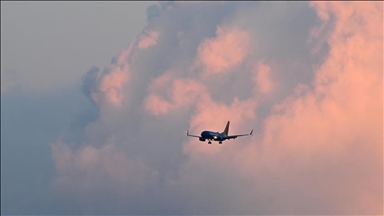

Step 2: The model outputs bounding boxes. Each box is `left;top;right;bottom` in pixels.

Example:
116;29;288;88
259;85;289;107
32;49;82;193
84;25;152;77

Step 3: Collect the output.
225;129;253;140
187;130;201;138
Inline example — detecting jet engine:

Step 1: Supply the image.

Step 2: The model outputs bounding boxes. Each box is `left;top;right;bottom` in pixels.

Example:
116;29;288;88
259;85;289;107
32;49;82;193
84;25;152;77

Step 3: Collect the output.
199;137;206;142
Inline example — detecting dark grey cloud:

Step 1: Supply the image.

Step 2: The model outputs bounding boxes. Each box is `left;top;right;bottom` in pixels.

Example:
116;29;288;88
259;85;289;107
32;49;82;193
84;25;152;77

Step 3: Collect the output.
146;4;161;21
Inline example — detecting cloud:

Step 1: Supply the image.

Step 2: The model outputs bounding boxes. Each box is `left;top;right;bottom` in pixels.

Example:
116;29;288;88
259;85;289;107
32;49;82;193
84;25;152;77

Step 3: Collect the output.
51;1;382;215
138;29;160;49
195;26;250;74
98;65;129;106
82;40;137;107
144;72;207;115
81;66;100;103
51;140;158;193
253;60;274;94
146;4;161;21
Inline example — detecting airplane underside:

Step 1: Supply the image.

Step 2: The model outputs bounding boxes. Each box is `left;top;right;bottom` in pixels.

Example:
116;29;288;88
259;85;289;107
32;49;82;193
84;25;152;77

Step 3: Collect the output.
199;137;223;144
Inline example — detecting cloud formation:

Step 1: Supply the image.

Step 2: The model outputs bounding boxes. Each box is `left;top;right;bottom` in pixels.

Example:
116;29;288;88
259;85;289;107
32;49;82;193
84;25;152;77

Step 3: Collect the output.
195;26;250;74
138;30;160;49
253;60;274;94
51;1;383;214
144;74;207;115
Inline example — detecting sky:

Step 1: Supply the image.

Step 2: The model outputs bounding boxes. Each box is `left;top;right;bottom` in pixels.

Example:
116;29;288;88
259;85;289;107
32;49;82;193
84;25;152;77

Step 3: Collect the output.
1;1;383;215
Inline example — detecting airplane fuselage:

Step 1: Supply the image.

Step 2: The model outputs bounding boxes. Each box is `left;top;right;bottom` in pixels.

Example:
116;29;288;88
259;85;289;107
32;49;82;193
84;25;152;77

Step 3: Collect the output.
200;131;226;142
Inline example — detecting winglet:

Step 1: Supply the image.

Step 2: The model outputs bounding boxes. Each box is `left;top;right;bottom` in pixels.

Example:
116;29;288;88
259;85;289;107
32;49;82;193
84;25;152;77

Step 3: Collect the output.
250;129;253;135
187;130;189;136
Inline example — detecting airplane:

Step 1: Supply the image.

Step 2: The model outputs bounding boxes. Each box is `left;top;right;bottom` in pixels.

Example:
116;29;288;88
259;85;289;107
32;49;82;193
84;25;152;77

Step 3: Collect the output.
187;121;253;144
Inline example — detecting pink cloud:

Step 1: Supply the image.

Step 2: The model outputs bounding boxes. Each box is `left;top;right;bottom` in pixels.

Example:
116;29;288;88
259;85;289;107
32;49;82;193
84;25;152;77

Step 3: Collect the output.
89;42;136;107
98;65;129;106
171;78;207;107
144;94;173;116
196;26;250;74
144;73;207;115
253;61;274;94
183;1;382;213
138;30;160;49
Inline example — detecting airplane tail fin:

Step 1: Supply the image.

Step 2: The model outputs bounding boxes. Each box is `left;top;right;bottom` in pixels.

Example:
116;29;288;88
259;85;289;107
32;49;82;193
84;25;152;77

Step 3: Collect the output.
222;121;230;135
